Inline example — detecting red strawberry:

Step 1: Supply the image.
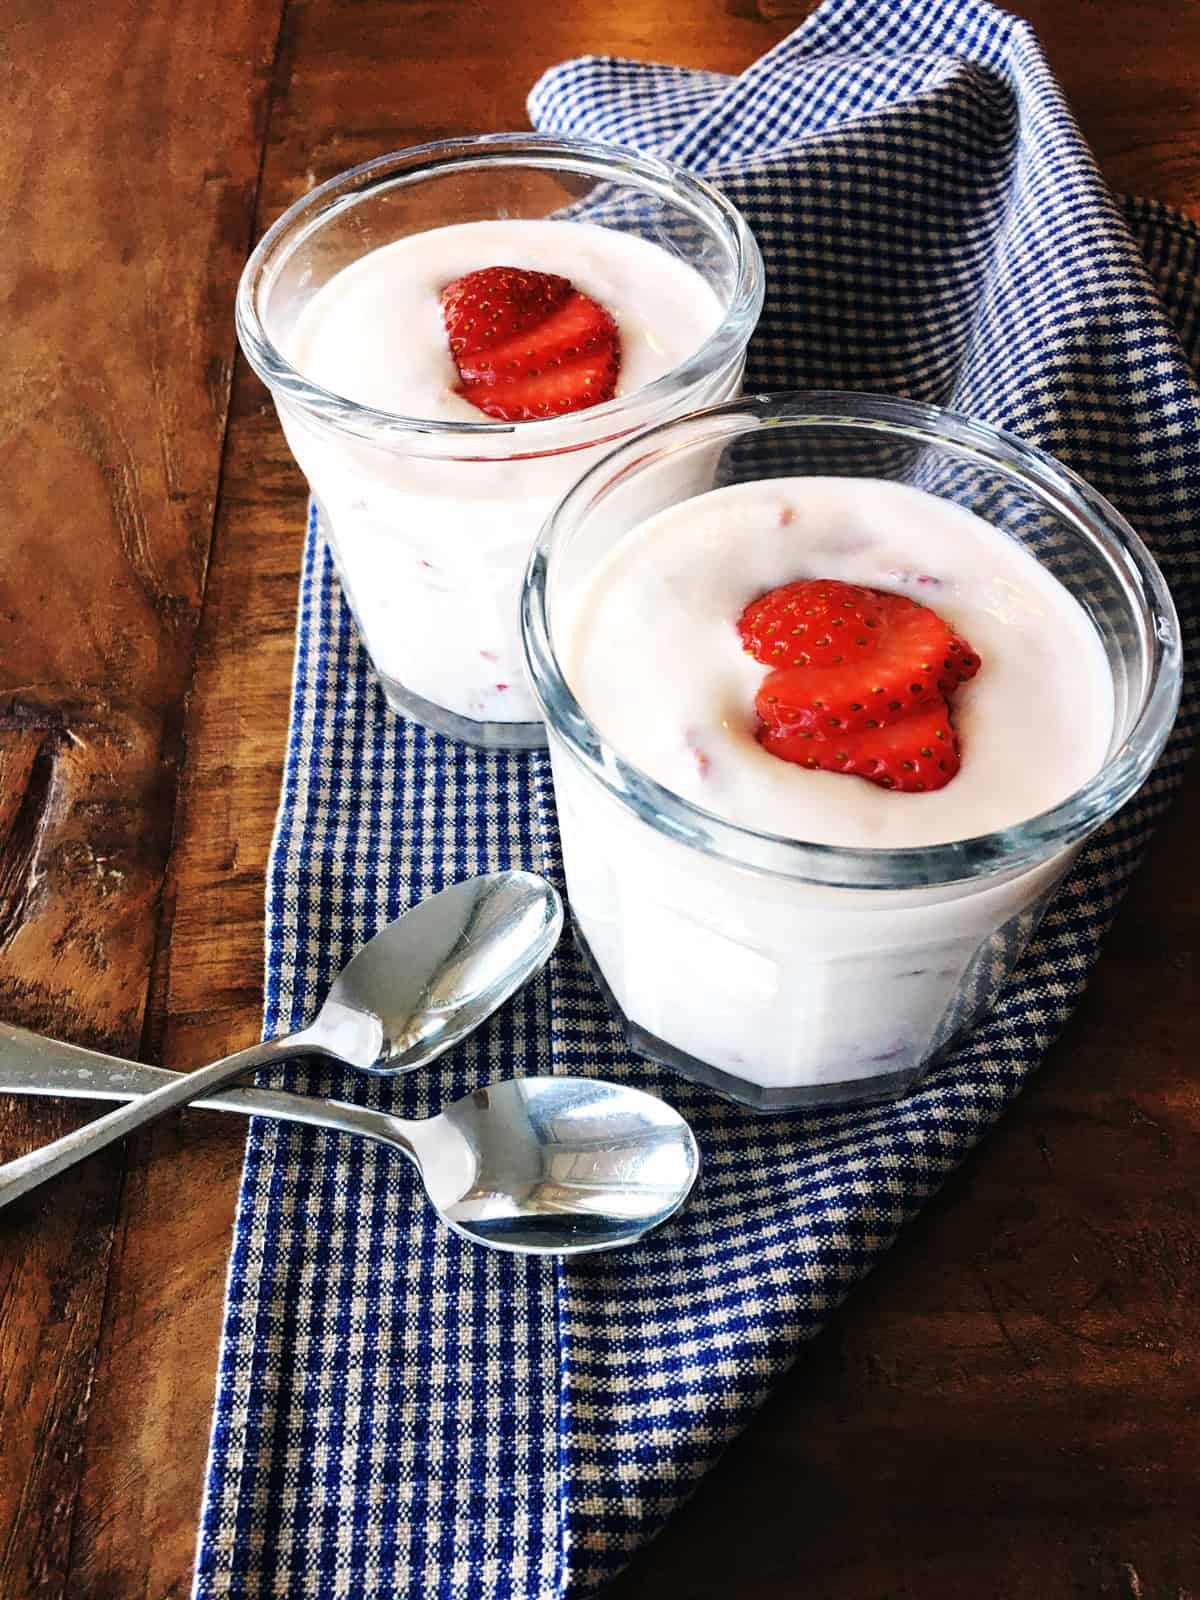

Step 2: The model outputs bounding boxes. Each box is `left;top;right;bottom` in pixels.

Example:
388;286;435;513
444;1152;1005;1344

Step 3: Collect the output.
754;594;961;736
738;578;979;792
939;632;982;692
440;266;621;421
441;267;573;360
738;579;886;668
758;701;961;792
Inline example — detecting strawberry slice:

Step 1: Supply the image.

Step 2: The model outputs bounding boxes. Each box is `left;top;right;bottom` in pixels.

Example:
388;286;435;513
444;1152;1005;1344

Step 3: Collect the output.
440;265;621;421
441;267;573;362
754;594;960;735
759;702;961;792
939;632;981;693
738;579;886;668
738;578;979;792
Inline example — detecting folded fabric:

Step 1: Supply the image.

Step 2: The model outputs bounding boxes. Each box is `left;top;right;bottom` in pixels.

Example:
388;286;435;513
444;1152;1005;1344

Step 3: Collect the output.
194;1;1200;1595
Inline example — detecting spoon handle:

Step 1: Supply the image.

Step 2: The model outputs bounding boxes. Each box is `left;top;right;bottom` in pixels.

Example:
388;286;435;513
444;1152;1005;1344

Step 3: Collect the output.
0;1028;308;1212
0;1022;401;1145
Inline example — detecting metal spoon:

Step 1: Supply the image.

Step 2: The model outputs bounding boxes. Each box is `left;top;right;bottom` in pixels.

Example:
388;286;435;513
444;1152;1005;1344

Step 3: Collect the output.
0;1025;699;1253
0;871;563;1213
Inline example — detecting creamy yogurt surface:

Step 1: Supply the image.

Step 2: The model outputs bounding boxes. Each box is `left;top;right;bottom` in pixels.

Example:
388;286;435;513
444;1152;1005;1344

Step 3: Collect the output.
563;477;1115;848
287;219;724;424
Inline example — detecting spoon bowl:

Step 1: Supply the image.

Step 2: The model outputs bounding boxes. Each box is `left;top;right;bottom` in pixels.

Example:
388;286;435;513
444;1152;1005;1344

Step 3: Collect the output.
325;871;564;1071
414;1075;701;1253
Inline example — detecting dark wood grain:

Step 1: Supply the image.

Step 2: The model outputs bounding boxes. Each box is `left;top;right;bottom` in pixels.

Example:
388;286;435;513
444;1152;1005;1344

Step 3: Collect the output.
1;1;1197;1596
0;0;283;1594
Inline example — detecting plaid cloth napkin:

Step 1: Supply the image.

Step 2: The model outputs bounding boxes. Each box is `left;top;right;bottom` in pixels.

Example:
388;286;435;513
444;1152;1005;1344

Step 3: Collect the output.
194;0;1200;1594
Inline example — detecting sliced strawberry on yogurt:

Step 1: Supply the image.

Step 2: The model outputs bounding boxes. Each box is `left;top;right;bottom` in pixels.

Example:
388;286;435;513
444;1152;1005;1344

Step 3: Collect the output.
440;265;621;421
441;266;574;361
939;632;982;693
737;579;887;669
754;591;963;736
739;577;979;792
759;701;962;792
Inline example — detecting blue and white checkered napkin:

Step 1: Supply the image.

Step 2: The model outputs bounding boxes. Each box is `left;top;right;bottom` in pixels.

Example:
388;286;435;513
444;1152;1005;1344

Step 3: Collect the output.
195;0;1200;1594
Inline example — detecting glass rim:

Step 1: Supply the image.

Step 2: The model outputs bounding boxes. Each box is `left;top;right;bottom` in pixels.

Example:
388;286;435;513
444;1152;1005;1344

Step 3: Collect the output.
235;132;765;449
521;390;1183;890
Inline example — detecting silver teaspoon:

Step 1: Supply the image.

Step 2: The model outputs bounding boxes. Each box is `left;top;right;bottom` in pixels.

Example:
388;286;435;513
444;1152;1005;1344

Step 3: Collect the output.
0;871;562;1213
0;1025;699;1253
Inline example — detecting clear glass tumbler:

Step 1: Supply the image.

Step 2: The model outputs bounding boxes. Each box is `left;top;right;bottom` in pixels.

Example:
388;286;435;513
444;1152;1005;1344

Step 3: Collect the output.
236;134;763;749
522;393;1182;1111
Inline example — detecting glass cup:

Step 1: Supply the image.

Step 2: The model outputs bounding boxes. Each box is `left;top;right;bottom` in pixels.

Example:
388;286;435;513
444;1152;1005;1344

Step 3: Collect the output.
522;393;1182;1111
236;134;764;749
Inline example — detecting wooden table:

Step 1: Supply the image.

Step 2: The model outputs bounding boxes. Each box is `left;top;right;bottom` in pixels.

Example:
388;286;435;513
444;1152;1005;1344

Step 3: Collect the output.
2;1;1197;1595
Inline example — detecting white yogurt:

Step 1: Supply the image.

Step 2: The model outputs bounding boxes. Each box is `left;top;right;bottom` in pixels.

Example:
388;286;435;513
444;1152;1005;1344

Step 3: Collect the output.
281;220;728;730
551;477;1115;1104
565;478;1114;847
